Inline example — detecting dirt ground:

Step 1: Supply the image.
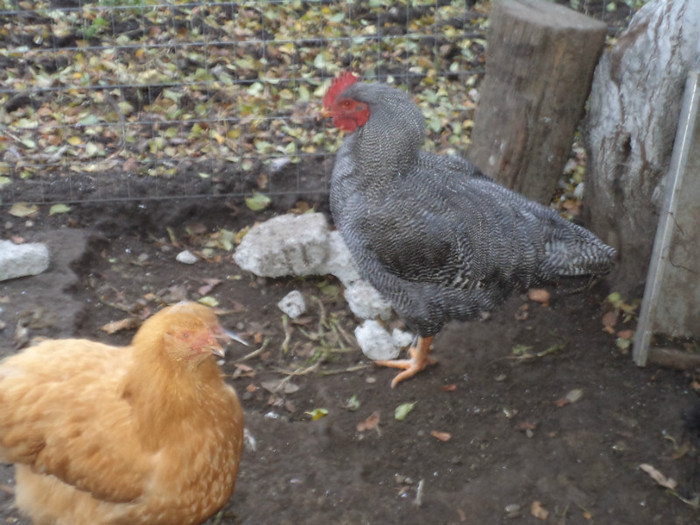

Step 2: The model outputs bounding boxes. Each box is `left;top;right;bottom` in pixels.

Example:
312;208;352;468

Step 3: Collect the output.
0;192;699;525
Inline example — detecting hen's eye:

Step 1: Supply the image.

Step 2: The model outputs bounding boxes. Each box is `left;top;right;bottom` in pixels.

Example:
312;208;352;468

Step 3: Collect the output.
340;99;353;109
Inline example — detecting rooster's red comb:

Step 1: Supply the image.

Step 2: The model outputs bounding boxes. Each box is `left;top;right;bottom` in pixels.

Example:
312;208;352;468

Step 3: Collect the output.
323;71;359;110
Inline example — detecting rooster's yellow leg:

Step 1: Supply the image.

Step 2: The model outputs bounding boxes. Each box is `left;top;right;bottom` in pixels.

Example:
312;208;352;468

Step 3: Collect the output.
374;336;436;388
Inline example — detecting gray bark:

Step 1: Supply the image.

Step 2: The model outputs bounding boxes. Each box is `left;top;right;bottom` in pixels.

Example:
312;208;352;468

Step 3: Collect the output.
468;0;606;203
584;0;700;297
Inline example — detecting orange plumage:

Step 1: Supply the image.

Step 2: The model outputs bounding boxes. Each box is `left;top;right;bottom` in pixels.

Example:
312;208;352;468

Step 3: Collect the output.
0;302;244;525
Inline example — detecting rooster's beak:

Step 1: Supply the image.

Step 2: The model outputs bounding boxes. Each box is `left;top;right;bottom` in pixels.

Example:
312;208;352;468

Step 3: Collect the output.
320;107;332;119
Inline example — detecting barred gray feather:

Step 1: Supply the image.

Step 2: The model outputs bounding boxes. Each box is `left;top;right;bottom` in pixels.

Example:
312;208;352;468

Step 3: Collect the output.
329;81;616;337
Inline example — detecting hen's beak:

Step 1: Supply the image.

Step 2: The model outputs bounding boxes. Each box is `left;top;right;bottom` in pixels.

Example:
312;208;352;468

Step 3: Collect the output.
208;344;226;359
320;107;332;119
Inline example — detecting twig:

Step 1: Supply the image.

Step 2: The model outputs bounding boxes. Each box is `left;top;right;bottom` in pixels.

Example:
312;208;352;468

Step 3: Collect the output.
237;337;270;362
312;295;326;337
281;315;292;354
413;479;424;507
274;361;321;377
318;363;370;376
334;320;358;348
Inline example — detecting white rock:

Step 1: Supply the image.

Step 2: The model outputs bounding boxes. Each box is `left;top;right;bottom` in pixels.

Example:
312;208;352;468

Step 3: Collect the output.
318;230;361;286
354;320;401;361
0;239;50;281
233;213;330;277
344;280;392;321
277;290;306;319
176;250;198;264
391;328;414;349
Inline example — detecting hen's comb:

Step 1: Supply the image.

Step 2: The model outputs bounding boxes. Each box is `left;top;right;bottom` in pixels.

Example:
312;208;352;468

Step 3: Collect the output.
323;72;358;109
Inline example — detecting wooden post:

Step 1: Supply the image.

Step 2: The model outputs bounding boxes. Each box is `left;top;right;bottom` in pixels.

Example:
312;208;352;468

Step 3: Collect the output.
467;0;606;204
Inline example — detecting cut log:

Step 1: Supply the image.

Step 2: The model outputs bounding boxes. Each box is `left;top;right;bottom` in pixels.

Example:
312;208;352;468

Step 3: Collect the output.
584;0;700;298
468;0;606;204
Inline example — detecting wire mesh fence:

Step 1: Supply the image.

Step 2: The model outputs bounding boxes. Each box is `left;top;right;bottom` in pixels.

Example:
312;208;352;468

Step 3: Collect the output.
0;0;491;205
0;0;638;206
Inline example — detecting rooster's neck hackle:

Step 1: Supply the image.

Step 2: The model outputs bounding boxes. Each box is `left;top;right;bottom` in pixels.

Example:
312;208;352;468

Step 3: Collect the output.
340;82;426;182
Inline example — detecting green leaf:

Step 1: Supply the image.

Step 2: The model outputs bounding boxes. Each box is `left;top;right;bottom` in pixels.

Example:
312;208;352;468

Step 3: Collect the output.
345;394;361;411
219;229;235;251
49;203;71;215
245;193;271;211
616;337;631;351
297;84;310;102
78;114;100;126
511;344;533;356
395;402;416;421
607;292;623;309
0;176;12;189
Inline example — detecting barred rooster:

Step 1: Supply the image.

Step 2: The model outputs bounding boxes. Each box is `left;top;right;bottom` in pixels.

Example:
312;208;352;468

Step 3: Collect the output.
324;72;616;387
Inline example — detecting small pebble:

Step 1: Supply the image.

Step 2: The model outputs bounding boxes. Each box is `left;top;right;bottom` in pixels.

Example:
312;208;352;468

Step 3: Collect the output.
277;290;306;319
176;250;198;264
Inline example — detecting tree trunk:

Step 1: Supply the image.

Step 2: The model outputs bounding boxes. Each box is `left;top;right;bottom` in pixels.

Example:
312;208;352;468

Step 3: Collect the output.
468;0;606;204
584;0;700;298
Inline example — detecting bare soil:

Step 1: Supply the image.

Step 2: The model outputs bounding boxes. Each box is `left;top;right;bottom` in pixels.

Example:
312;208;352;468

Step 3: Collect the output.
1;191;699;525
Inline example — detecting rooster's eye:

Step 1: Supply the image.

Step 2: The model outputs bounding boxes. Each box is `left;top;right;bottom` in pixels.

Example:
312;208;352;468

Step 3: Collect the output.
339;99;353;109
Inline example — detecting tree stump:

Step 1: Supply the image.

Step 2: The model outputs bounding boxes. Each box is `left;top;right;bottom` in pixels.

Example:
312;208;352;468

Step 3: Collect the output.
468;0;606;204
584;0;700;297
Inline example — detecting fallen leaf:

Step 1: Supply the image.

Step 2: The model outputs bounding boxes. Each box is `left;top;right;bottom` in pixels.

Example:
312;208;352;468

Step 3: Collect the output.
8;202;38;218
517;421;537;431
198;278;222;296
345;394;361;411
357;411;381;432
616;337;631;353
261;379;300;394
101;317;139;334
10;235;25;244
245;193;271;211
617;329;634;339
528;288;550;306
441;384;457;392
395;402;417;421
555;388;583;407
305;408;328;421
639;463;678;490
602;310;618;333
530;501;549;520
198;296;219;307
49;203;71;215
430;430;451;442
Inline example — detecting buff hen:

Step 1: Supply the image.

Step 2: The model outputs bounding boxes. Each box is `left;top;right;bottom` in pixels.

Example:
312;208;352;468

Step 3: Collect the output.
0;302;245;525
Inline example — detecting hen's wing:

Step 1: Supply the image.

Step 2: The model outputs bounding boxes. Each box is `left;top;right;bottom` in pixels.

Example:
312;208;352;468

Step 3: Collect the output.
0;339;152;503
